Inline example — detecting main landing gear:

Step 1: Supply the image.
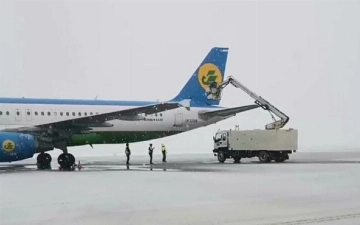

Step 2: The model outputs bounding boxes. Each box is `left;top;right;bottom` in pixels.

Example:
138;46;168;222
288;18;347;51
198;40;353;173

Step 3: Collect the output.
57;153;76;170
37;152;52;169
37;149;76;171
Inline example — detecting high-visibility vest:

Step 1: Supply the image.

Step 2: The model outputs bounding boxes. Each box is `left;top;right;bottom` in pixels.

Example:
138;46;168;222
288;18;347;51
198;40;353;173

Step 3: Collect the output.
161;146;166;153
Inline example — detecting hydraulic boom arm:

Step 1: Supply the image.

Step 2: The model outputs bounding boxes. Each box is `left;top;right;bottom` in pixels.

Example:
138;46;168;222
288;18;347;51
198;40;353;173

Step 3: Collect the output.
206;76;289;129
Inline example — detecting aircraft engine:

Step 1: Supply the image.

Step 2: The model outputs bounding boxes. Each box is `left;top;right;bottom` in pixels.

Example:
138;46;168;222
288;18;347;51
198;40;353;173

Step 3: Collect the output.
0;132;51;163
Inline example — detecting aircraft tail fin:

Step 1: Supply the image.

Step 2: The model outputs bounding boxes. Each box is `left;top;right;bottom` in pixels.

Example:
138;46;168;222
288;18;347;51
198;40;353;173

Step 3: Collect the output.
171;47;229;106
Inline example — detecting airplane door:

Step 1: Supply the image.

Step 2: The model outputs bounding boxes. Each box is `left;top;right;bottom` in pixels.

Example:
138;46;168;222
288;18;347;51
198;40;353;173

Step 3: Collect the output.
26;109;32;121
173;109;183;127
15;109;22;121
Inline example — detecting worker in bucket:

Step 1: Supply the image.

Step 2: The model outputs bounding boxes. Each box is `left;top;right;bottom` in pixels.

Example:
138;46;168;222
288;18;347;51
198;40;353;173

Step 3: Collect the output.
148;143;154;164
125;143;131;165
161;143;167;162
207;81;220;100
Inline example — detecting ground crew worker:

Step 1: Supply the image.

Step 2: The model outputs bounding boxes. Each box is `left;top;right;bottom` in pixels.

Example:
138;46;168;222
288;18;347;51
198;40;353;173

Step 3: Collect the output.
161;143;167;162
77;161;82;171
125;143;131;165
148;143;154;164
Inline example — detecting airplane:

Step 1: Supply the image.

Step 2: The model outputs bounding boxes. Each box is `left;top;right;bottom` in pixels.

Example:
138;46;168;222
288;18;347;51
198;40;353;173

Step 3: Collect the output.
0;47;260;170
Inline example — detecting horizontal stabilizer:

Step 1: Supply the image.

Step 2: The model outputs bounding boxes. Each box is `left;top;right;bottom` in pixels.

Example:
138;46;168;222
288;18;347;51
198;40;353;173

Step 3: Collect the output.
199;104;259;120
178;99;191;110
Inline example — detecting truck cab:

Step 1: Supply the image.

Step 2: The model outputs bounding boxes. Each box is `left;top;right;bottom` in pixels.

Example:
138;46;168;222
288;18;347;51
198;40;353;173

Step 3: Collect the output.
213;130;243;163
213;130;229;150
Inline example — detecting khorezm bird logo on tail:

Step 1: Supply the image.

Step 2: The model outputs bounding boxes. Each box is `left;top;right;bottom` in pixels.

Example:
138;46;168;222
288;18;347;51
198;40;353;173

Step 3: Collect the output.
198;63;223;91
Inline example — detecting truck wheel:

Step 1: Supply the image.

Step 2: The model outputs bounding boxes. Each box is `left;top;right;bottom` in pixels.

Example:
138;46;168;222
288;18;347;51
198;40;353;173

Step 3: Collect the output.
233;156;241;163
258;151;270;163
275;152;288;163
275;156;285;163
218;151;226;163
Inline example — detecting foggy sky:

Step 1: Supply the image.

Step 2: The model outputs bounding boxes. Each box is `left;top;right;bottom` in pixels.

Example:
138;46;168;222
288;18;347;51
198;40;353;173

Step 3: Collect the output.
1;0;360;156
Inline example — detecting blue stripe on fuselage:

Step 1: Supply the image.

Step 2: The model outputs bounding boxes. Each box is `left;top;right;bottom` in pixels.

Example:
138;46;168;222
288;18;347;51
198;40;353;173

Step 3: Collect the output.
0;97;223;108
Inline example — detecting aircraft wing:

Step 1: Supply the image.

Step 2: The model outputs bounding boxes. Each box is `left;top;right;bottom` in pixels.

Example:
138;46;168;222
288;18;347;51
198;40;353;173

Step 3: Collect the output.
38;99;190;129
198;104;259;120
1;99;191;135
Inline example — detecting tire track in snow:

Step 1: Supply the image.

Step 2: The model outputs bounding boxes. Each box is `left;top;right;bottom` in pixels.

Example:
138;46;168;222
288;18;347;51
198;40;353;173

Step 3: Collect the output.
265;212;360;225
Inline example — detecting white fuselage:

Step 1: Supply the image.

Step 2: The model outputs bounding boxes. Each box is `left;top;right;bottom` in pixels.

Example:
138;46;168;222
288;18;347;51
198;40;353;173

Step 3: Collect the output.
0;101;225;135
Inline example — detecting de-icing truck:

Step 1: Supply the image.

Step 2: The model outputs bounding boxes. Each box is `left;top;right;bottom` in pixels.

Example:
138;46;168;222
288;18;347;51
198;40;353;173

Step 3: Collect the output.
206;75;298;163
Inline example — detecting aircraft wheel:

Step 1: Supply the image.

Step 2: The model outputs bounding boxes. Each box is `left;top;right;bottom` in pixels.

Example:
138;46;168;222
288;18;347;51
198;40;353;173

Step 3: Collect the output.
37;153;52;169
58;153;75;170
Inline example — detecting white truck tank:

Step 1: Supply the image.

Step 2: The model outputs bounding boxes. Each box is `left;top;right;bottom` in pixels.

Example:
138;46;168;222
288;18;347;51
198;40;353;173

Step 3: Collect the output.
213;128;298;163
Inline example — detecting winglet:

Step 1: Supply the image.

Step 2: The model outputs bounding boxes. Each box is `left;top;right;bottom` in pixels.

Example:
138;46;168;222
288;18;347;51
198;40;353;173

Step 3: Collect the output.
178;99;191;111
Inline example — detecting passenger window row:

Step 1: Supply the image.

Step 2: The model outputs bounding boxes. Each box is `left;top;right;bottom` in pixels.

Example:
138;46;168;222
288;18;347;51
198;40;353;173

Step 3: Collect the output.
144;113;163;117
0;111;163;117
0;111;10;116
0;111;99;117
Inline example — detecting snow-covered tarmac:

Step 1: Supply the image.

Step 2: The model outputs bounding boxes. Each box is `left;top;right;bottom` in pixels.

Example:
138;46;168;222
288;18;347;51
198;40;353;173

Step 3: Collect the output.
1;151;360;225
